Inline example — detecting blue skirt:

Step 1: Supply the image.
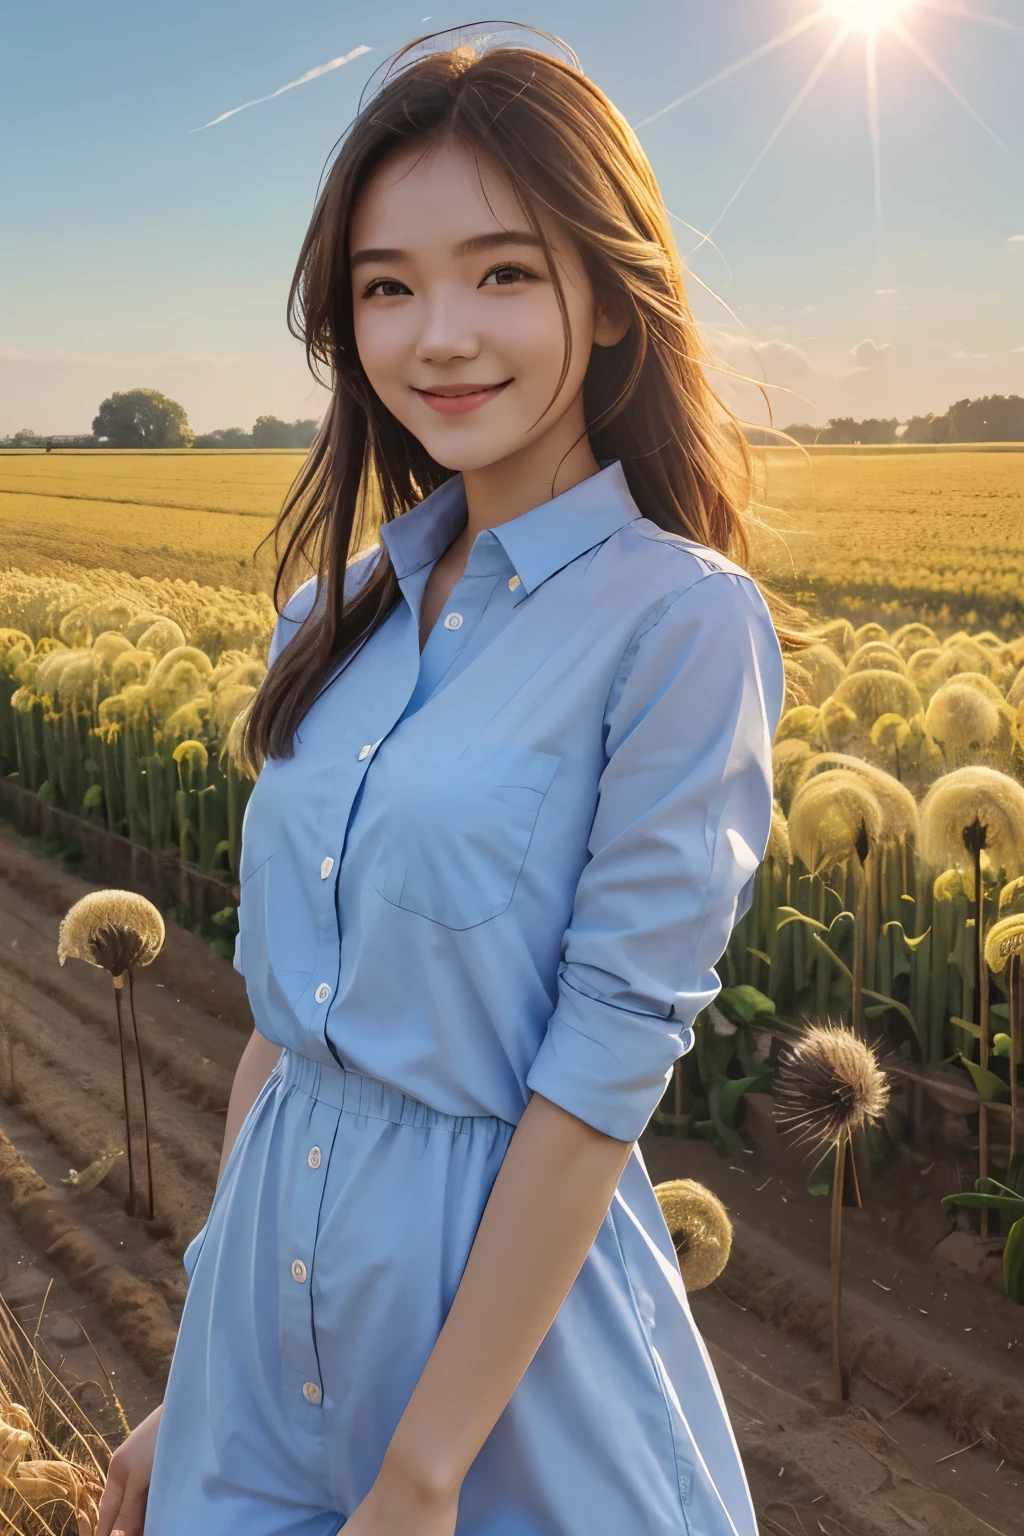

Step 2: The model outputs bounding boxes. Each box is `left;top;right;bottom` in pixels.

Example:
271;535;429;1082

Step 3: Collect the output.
144;1048;755;1535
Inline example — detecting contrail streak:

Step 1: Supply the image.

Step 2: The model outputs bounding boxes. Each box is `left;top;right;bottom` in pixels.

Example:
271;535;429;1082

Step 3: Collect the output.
634;11;823;129
192;45;372;132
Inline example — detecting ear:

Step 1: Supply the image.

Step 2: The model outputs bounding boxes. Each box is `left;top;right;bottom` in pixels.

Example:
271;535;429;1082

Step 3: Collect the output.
592;295;630;349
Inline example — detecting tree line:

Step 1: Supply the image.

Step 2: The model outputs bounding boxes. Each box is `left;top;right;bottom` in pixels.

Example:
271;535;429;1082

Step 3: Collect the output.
0;388;320;450
780;394;1024;445
6;387;1024;452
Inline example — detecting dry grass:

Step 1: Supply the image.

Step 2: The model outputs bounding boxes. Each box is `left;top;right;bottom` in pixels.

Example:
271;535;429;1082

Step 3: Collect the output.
0;1288;115;1535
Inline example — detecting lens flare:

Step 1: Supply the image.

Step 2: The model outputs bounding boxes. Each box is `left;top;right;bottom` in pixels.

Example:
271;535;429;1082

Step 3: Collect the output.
823;0;915;34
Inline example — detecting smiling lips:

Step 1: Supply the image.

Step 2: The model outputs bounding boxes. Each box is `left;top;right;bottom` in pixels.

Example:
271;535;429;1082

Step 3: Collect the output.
414;380;512;415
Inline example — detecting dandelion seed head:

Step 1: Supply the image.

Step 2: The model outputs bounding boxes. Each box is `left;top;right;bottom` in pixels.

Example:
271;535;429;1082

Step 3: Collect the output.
654;1179;733;1291
92;629;133;674
819;698;859;750
795;752;918;845
925;683;1002;761
832;669;922;730
919;767;1024;876
845;641;906;678
821;618;856;661
775;704;820;745
136;618;187;658
795;642;846;706
57;889;165;976
984;913;1024;973
891;621;938;660
870;712;912;753
110;646;153;691
773;1023;889;1152
788;768;883;873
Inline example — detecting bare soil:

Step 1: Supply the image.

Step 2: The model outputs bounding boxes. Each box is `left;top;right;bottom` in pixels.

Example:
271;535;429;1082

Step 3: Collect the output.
1;815;1022;1535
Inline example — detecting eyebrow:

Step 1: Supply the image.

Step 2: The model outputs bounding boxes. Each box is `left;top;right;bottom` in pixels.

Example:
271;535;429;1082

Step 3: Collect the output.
350;229;544;267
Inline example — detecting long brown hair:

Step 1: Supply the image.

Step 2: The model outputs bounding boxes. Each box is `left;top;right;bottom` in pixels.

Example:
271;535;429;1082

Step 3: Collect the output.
243;30;811;772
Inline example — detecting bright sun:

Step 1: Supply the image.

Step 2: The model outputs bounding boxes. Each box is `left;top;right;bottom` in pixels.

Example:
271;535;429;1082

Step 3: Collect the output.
822;0;915;33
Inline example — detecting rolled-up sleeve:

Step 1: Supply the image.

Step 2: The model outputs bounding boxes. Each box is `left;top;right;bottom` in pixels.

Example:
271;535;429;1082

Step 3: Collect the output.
524;569;785;1141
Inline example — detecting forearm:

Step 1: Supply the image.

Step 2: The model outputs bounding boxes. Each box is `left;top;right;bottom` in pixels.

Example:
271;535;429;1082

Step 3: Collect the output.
381;1090;635;1501
217;1028;281;1186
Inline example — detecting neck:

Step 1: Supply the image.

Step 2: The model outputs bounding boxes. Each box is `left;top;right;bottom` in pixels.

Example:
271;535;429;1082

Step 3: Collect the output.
458;408;601;543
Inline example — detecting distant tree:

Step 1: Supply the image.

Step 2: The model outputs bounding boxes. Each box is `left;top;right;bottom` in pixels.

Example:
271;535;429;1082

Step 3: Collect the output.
777;423;821;444
193;426;253;448
816;416;897;445
900;414;939;443
11;428;39;445
947;393;1024;443
251;415;292;448
92;388;193;448
252;414;321;448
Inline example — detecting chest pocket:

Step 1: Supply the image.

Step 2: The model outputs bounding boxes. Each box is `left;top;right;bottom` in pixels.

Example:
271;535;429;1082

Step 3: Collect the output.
371;741;561;930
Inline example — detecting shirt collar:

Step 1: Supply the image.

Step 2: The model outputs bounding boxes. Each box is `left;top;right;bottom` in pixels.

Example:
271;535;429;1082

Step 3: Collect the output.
378;460;641;595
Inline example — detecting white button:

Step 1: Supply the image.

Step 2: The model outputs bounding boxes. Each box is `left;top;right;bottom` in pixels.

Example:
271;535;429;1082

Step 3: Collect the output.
315;983;331;1004
307;1145;322;1169
508;574;521;591
320;856;334;880
302;1381;321;1404
291;1258;308;1283
357;744;371;760
443;612;464;630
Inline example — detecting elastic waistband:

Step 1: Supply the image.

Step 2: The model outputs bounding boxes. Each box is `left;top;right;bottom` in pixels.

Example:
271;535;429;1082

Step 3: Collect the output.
277;1047;503;1136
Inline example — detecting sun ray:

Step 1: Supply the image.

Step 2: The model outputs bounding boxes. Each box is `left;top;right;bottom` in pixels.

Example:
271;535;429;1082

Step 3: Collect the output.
687;26;852;255
916;0;1024;37
889;19;1013;154
865;31;883;218
634;10;825;129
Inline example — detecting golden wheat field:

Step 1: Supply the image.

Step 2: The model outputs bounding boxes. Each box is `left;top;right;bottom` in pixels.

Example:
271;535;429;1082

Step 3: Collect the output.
749;447;1024;632
2;445;1022;630
0;449;305;592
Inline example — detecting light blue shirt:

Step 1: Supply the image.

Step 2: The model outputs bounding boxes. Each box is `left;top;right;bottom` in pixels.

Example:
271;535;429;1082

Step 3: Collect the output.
233;459;785;1142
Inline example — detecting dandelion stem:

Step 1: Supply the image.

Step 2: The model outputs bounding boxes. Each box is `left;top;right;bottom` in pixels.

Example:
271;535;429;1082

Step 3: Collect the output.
974;844;990;1240
831;1129;848;1401
1010;956;1020;1170
112;971;153;1221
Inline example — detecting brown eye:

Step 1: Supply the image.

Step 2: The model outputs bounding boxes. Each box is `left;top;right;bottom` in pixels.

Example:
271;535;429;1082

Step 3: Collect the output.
481;265;532;287
365;279;411;298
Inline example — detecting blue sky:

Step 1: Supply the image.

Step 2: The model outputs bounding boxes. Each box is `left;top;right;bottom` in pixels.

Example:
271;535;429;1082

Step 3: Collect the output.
2;0;1021;434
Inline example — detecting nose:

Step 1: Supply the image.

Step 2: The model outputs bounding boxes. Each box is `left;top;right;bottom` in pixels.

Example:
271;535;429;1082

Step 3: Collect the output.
414;286;480;365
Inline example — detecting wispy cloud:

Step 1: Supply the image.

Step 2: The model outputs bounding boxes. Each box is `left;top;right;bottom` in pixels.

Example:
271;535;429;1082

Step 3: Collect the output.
192;46;372;132
950;349;990;359
1010;235;1024;244
1011;345;1024;354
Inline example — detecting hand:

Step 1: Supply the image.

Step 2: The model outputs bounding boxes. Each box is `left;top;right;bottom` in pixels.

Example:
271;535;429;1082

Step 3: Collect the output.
336;1461;460;1536
94;1402;163;1536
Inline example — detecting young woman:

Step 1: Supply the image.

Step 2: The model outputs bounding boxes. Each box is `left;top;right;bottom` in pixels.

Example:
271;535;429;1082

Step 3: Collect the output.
99;27;802;1536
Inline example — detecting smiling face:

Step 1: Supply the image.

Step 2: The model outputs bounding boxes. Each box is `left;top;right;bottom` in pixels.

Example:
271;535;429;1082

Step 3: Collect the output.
349;135;624;477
